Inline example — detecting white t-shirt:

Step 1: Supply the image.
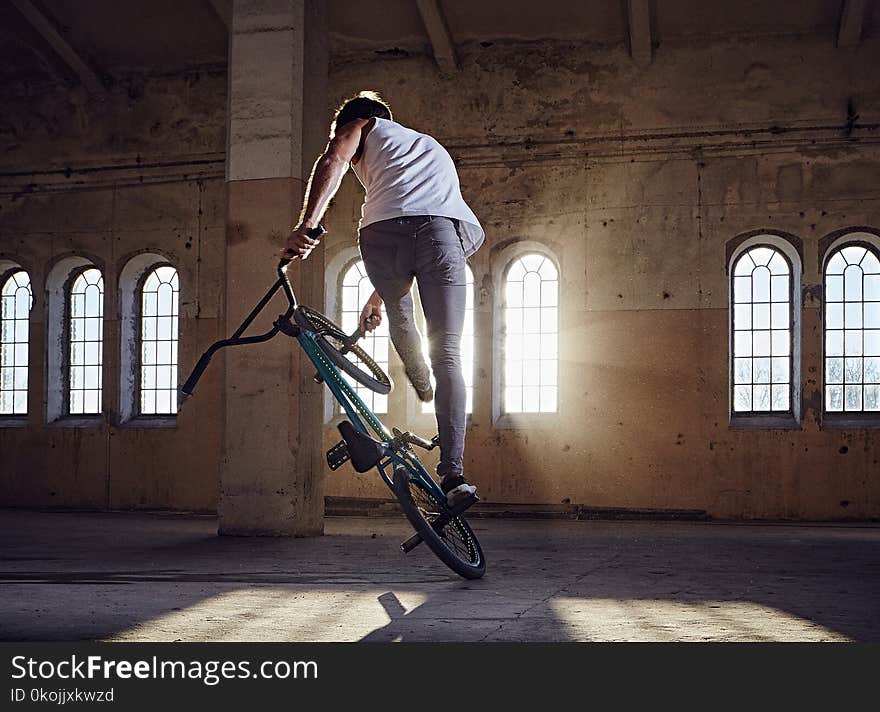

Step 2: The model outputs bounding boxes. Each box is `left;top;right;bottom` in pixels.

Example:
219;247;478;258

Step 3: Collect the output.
350;117;484;257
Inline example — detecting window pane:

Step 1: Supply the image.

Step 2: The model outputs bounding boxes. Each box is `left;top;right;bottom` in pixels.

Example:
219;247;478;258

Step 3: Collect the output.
844;358;862;383
865;357;880;383
753;357;771;384
754;331;771;357
0;270;32;414
844;265;862;301
826;330;844;357
753;384;771;411
844;385;862;411
734;358;752;384
67;269;103;417
865;385;880;411
844;330;862;356
770;303;788;329
733;304;751;330
338;261;388;414
771;357;789;384
826;385;843;411
734;332;752;357
139;266;180;416
844;302;863;329
753;304;770;330
770;275;789;302
826;358;843;384
826;275;843;302
771;385;789;410
771;330;790;357
733;385;752;411
826;303;843;329
753;268;771;302
734;276;751;302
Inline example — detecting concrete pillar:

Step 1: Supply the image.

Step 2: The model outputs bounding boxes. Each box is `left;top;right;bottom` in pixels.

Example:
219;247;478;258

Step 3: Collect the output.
220;0;328;535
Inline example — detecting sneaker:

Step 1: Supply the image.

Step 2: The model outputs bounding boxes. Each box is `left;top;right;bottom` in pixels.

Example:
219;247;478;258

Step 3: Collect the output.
405;364;434;403
440;473;478;507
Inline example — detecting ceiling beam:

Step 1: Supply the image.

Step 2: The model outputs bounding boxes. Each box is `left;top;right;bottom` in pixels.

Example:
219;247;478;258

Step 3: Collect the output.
208;0;231;32
416;0;458;75
627;0;653;66
10;0;106;94
837;0;866;47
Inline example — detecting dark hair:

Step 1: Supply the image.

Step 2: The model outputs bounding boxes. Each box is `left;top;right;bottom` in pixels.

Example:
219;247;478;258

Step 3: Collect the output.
332;91;392;134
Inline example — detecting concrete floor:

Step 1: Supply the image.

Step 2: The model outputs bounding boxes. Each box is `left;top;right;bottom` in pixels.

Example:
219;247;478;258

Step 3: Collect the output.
0;510;878;642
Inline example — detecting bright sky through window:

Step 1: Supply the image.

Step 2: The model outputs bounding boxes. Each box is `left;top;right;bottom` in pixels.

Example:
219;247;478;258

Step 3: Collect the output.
140;266;179;415
504;254;558;414
340;261;388;414
824;245;880;413
732;246;792;413
68;268;104;415
0;270;32;415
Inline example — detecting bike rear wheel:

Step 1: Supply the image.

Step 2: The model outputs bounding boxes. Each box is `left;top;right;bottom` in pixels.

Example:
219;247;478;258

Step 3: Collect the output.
393;467;485;580
294;305;392;394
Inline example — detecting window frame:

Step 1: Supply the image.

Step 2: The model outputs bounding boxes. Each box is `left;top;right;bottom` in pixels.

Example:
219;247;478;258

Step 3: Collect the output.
63;265;105;419
135;261;179;421
727;233;803;430
0;265;32;425
492;240;561;429
323;248;403;424
820;233;880;429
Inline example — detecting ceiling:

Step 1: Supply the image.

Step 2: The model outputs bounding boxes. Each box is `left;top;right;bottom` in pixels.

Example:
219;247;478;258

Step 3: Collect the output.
1;0;877;87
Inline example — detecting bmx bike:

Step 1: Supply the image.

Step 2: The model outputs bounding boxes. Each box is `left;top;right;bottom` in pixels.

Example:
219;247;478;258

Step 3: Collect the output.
179;226;485;579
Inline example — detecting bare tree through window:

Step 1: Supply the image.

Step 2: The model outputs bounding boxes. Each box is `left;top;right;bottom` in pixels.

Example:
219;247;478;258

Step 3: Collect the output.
824;245;880;413
140;265;179;415
0;270;32;415
68;268;103;415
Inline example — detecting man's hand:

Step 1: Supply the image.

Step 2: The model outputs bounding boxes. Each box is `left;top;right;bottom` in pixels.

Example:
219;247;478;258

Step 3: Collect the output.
360;290;383;333
279;224;321;261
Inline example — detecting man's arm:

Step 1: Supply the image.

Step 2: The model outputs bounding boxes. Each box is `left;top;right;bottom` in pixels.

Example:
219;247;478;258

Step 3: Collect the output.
279;118;367;260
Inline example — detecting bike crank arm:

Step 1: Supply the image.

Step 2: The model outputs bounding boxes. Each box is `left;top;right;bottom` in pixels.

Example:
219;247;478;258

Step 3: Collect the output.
399;493;479;554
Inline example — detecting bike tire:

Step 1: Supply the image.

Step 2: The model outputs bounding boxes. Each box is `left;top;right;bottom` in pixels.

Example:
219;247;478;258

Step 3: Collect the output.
294;305;392;395
393;466;486;580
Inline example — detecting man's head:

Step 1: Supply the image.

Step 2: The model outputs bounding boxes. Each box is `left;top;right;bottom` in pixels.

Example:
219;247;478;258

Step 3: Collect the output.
332;91;392;135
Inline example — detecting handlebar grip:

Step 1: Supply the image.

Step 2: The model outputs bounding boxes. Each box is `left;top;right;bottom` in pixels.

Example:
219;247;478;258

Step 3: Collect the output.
279;224;327;267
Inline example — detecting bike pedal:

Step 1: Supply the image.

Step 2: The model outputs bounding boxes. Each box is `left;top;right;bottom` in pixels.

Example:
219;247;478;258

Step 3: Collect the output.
447;493;479;517
326;440;350;471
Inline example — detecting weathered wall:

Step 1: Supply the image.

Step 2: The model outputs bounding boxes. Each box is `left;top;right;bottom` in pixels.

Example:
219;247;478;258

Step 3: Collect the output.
0;69;227;511
2;32;879;520
321;35;880;519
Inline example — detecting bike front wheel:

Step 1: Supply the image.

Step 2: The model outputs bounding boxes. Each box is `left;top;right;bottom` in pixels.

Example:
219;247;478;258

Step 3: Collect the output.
294;305;392;395
393;467;486;580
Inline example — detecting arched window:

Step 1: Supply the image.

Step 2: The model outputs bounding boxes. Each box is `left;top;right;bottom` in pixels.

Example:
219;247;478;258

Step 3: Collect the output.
823;243;880;413
0;270;32;415
503;253;558;413
731;245;793;414
340;260;388;414
420;264;475;414
68;268;104;415
140;265;179;415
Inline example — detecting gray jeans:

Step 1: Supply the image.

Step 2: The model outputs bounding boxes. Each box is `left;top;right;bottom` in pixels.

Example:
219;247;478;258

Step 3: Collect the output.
358;216;467;477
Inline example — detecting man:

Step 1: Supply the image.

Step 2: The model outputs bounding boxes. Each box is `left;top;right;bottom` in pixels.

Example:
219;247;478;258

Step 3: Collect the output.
280;91;484;506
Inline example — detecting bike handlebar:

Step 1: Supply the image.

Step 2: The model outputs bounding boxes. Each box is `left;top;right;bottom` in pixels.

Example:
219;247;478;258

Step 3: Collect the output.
278;224;327;274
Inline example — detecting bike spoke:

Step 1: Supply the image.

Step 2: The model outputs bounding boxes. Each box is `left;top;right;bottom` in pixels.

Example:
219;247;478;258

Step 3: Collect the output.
408;480;479;566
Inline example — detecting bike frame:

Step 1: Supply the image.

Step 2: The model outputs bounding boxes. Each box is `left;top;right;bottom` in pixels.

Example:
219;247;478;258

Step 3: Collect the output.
180;257;446;503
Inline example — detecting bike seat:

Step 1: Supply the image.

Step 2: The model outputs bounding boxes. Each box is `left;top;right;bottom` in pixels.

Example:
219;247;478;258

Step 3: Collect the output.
337;420;386;473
